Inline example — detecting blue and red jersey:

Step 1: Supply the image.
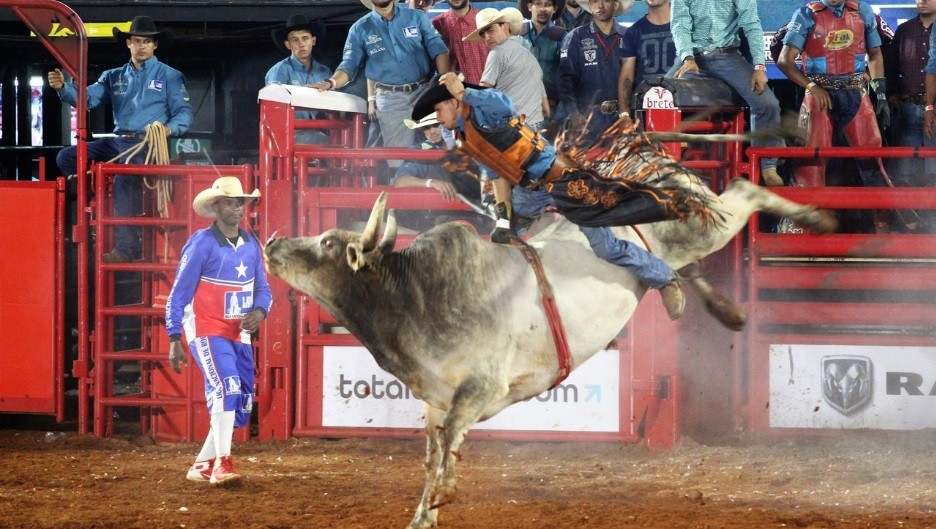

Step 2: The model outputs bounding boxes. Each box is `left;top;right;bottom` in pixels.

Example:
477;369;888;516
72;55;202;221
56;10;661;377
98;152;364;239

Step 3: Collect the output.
166;224;273;344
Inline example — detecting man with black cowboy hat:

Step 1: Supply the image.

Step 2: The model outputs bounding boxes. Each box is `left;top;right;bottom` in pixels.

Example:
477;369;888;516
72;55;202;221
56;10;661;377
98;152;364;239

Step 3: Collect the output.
265;14;332;144
412;72;699;320
48;15;192;263
166;176;272;486
310;0;449;167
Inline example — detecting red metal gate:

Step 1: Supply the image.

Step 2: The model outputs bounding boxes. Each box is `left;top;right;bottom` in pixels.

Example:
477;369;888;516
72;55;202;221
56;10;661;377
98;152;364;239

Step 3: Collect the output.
742;147;936;432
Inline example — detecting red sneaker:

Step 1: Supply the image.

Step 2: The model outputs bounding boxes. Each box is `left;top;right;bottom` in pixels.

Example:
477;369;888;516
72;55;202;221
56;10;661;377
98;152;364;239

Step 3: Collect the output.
186;459;214;482
210;455;241;486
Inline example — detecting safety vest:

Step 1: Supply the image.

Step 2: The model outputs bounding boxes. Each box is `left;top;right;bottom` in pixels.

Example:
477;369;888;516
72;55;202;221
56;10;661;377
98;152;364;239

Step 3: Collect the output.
456;105;546;186
802;0;867;76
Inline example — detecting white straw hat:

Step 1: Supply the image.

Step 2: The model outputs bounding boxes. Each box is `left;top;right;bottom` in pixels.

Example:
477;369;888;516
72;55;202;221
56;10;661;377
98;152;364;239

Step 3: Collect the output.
463;7;524;42
192;177;261;218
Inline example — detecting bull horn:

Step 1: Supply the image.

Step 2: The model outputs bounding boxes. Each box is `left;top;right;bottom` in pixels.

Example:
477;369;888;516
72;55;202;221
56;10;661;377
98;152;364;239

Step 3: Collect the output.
378;209;398;254
360;192;388;252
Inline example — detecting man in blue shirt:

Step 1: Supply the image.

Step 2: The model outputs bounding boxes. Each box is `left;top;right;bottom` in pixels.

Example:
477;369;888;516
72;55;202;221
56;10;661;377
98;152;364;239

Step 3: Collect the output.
167;176;273;486
617;0;675;118
411;73;697;320
311;0;449;166
49;16;193;263
558;0;630;140
265;14;333;145
668;0;784;187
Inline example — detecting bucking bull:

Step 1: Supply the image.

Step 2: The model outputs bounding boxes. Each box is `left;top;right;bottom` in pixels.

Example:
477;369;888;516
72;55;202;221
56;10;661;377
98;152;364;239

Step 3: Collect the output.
264;177;835;529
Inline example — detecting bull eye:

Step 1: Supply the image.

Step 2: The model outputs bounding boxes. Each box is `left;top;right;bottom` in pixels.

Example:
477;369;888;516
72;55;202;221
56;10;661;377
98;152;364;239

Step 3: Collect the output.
322;238;335;249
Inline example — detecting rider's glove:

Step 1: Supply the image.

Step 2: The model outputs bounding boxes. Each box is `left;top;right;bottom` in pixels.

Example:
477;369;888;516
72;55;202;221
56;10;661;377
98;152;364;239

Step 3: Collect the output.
870;78;890;130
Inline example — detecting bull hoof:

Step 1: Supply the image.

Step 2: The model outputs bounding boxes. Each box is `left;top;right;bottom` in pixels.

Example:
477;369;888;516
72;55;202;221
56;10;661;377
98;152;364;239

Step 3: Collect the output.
801;208;838;234
428;485;458;510
703;294;746;331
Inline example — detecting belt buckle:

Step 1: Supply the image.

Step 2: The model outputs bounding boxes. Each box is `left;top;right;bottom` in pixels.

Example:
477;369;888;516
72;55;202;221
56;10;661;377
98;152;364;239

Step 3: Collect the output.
402;83;413;95
599;100;618;115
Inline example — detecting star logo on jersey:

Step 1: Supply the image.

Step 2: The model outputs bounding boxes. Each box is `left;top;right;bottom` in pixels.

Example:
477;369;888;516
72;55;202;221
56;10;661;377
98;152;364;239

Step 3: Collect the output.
235;260;247;278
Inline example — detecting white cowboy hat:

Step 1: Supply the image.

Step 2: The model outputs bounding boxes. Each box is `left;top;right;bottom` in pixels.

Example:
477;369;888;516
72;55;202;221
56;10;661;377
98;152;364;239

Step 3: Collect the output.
404;112;440;130
193;177;261;218
577;0;633;16
463;7;524;42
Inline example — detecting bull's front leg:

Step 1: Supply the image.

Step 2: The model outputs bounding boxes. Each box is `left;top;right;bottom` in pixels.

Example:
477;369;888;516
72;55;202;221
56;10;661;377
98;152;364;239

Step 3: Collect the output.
429;375;508;509
408;404;445;529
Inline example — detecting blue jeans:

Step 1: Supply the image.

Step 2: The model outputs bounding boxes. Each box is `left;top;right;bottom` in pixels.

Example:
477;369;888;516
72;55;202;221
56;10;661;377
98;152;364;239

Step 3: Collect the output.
57;136;145;259
888;102;936;187
375;82;431;167
666;51;782;170
511;186;673;288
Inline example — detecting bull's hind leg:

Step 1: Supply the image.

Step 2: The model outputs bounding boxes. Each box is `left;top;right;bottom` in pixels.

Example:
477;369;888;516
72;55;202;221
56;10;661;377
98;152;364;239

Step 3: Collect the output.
409;405;445;529
724;178;837;233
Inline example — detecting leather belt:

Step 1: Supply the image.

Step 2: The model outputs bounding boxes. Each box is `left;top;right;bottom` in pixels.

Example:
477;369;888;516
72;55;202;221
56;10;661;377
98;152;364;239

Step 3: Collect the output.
700;46;738;56
374;76;430;95
527;153;575;189
808;74;865;91
902;94;928;105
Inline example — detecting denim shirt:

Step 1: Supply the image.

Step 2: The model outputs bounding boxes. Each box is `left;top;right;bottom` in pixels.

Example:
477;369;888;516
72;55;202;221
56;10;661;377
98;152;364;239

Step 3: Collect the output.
337;5;448;85
57;56;193;136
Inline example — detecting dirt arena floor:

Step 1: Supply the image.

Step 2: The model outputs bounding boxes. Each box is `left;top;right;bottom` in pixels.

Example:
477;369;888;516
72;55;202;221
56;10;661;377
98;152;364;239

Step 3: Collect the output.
1;427;934;529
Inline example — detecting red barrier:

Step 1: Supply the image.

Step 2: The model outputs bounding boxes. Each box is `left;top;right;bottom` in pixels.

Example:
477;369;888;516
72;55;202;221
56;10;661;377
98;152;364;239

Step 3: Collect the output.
0;180;65;418
740;147;936;433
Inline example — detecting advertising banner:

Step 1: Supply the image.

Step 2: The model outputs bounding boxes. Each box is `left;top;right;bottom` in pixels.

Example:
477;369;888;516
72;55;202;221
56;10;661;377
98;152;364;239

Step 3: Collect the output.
769;344;936;430
321;346;621;432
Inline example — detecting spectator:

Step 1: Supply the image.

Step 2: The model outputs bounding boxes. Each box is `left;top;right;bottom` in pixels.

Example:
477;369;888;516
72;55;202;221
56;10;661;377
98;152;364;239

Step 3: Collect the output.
557;0;592;30
264;15;332;145
668;0;783;187
467;7;549;130
559;0;630;139
432;0;490;84
617;0;675;119
48;16;192;264
167;177;273;486
888;0;936;187
393;113;490;230
776;0;886;191
311;0;449;166
413;73;693;320
517;0;568;115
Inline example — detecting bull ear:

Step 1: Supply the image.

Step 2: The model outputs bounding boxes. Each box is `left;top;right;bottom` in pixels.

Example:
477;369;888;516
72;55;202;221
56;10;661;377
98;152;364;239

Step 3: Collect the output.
360;192;388;252
346;241;368;272
378;209;397;254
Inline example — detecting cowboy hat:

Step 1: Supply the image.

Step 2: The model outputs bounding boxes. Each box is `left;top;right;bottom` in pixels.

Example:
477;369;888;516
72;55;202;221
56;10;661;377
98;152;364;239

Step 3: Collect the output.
404;112;440;130
463;7;525;42
193;177;261;218
577;0;633;17
113;16;173;47
518;0;567;22
272;14;326;54
411;76;484;124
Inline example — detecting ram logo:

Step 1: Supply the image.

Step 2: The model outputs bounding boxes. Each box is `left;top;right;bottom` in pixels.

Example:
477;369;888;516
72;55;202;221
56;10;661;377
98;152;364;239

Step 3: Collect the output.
821;355;872;415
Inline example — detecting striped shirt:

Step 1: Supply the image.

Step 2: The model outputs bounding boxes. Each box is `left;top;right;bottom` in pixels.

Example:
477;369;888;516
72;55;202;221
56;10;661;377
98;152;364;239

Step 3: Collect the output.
670;0;767;66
